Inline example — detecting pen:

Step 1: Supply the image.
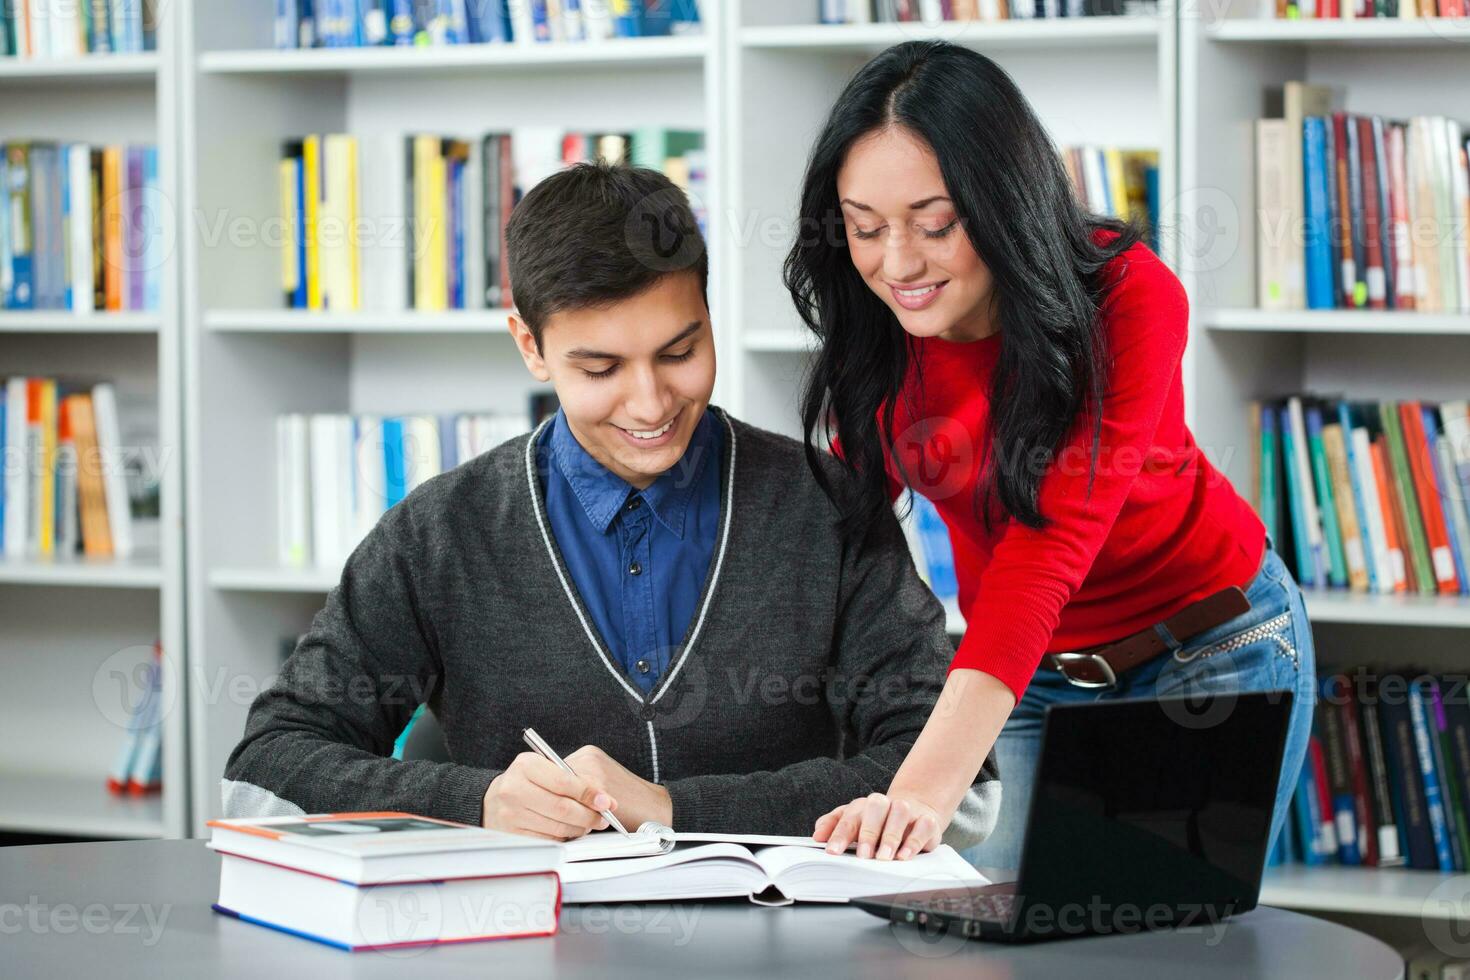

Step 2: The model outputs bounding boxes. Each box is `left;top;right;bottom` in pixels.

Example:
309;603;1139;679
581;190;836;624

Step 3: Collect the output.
521;727;633;838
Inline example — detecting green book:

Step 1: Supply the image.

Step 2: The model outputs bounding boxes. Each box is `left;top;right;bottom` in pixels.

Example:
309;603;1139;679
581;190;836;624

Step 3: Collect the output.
1307;405;1348;588
1380;401;1435;596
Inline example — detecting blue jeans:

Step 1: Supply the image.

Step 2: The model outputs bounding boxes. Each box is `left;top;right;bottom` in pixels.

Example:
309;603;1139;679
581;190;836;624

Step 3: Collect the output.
962;542;1316;872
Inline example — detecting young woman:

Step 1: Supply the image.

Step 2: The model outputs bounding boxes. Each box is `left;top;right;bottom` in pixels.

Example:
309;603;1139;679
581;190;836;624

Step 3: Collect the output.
784;41;1316;867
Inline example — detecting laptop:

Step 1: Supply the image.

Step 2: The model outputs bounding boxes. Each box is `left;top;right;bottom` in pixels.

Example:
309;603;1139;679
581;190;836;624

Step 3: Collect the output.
854;690;1294;943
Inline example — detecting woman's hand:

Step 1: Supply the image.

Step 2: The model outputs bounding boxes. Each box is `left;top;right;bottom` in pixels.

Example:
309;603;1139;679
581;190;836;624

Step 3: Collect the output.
814;792;948;861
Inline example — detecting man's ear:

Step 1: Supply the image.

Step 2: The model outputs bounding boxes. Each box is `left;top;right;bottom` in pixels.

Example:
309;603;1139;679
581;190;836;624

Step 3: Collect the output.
508;314;552;383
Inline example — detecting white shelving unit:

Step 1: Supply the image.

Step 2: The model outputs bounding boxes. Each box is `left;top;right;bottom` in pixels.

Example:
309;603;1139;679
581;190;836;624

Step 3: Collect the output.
178;0;727;836
1181;1;1470;926
0;29;187;840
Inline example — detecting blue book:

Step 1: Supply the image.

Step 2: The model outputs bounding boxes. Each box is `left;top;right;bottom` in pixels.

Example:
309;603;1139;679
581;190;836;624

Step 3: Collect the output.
60;147;72;312
820;0;846;22
437;415;457;473
389;0;415;43
1279;407;1316;587
448;154;464;308
467;0;510;42
613;0;643;36
143;147;160;311
1409;678;1456;871
383;418;408;508
292;155;307;308
1259;406;1278;546
1303;117;1335;310
912;495;958;602
1293;752;1326;865
531;0;551;41
1337;401;1380;594
275;0;299;47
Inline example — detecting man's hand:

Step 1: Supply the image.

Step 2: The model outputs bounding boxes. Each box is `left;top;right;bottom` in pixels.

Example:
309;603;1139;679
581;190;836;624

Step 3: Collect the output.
482;752;617;840
565;745;673;830
813;792;948;861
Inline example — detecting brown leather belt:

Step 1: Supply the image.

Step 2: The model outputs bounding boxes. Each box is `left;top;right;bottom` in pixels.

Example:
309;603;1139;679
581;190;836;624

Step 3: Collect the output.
1041;586;1252;688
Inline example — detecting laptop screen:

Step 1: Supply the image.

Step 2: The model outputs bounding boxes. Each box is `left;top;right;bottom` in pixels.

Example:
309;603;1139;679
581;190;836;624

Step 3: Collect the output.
1014;691;1293;931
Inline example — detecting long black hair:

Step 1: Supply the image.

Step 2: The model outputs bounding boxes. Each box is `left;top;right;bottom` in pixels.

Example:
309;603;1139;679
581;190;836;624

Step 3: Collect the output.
784;41;1142;540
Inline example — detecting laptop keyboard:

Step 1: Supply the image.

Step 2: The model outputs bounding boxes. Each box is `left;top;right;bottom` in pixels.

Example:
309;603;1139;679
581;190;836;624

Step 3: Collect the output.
913;892;1016;922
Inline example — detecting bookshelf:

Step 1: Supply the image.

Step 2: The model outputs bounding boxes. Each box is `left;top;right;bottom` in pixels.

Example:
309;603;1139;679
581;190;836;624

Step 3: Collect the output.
1182;0;1470;926
0;19;186;840
178;0;727;835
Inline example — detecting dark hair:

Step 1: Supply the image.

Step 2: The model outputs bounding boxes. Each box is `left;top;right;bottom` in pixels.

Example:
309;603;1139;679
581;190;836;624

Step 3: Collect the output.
506;160;708;347
784;41;1142;540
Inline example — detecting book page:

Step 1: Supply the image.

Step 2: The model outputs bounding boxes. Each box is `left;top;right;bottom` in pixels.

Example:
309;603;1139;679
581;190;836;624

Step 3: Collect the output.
753;844;990;903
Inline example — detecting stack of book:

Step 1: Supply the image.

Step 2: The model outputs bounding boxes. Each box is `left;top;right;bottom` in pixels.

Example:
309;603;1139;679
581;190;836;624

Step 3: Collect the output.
0;1;155;59
106;639;163;797
1250;395;1470;596
1254;0;1467;19
1061;145;1159;246
208;812;563;951
0;378;136;562
2;142;164;312
819;0;1154;23
1273;668;1470;875
279;128;705;312
1255;82;1470;312
276;409;532;569
273;0;703;50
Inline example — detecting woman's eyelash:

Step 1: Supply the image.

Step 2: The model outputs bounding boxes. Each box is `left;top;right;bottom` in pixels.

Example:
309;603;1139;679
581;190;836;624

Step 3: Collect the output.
852;220;958;241
663;348;696;363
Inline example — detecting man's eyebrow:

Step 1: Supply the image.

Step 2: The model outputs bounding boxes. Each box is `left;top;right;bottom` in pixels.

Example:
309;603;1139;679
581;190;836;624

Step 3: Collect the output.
840;196;951;211
657;321;702;352
564;321;702;360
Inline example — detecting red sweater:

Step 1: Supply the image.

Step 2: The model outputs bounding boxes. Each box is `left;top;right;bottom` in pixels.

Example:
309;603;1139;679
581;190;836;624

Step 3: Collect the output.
887;239;1265;701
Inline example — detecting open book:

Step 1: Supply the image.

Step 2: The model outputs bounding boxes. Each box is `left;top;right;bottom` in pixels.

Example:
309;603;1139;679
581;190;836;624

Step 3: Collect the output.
559;823;988;905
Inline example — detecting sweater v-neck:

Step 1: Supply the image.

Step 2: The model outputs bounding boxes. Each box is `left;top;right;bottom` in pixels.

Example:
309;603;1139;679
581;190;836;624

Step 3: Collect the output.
524;407;738;708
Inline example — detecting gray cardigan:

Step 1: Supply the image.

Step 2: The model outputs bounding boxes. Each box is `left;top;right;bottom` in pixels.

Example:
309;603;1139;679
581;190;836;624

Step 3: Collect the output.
222;409;1001;848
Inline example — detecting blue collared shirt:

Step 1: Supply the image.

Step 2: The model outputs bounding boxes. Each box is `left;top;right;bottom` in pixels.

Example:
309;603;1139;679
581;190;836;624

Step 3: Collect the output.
541;409;723;695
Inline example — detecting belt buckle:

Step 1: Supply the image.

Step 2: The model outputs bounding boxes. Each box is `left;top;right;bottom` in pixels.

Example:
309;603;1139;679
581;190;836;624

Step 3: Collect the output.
1051;652;1118;690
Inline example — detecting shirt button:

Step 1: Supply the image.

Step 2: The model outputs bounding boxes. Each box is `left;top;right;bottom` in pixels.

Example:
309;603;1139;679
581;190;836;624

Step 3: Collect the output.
641;706;656;721
636;659;651;674
627;497;642;511
629;562;643;576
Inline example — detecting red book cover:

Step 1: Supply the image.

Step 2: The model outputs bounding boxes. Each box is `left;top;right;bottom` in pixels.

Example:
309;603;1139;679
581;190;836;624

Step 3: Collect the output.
1387;122;1416;311
1372;437;1410;593
1400;401;1460;595
1357;117;1387;310
1333;114;1355;309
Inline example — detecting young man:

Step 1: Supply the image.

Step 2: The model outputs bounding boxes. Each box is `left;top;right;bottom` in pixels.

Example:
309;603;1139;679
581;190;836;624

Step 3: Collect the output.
222;163;1000;851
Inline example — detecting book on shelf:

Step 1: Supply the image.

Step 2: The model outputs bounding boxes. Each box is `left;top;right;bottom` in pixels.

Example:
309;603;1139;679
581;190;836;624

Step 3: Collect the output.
106;638;163;796
1277;668;1470;875
1060;145;1160;250
1256;83;1470;314
276;407;534;569
0;378;138;561
272;0;702;51
1254;0;1468;19
280;127;705;313
1250;394;1470;596
207;812;563;951
820;0;1156;22
0;0;154;60
1;141;163;313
